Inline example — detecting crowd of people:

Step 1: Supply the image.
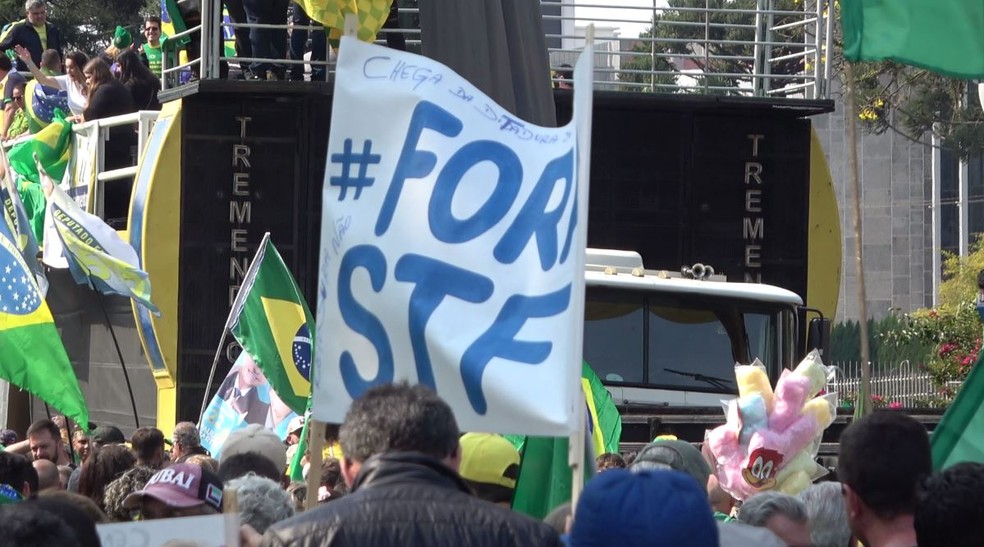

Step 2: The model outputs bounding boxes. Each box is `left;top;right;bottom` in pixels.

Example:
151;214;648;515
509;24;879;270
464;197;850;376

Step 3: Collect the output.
0;383;980;546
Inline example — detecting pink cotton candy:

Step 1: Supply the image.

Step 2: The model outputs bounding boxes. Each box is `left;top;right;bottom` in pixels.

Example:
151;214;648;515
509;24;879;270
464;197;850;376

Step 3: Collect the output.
769;372;811;432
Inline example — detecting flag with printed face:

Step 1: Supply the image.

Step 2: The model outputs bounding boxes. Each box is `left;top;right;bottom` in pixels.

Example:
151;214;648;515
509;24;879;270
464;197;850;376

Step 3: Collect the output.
40;163;159;315
228;233;314;415
0;212;89;428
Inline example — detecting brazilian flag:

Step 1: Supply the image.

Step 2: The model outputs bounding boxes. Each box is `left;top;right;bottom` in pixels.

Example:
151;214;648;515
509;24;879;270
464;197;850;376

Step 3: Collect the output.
229;233;313;415
0;214;88;428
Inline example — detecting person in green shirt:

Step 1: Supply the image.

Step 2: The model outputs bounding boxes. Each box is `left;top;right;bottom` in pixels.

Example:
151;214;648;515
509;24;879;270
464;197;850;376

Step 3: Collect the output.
141;16;163;78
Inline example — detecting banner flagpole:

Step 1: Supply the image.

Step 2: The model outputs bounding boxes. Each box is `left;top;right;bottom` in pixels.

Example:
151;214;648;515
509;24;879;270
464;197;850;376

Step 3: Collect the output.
199;232;272;424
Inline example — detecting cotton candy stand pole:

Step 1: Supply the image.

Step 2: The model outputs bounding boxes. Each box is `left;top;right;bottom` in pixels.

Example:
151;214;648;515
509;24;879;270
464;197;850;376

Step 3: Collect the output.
844;61;872;418
305;420;326;510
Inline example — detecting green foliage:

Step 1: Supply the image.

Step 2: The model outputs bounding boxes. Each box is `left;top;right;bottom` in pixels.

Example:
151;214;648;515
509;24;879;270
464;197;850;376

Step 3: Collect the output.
883;236;984;400
619;0;804;94
0;0;148;57
829;315;933;367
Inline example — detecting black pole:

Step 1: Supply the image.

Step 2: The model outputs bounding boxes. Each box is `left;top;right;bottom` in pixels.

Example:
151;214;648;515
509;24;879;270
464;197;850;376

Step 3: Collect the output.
89;281;140;428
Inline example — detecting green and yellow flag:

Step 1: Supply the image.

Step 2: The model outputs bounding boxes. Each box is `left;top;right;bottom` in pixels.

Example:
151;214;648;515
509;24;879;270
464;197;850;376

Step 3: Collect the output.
8;113;72;185
507;362;622;519
0;212;88;428
298;0;393;43
229;233;313;415
842;0;984;78
931;347;984;470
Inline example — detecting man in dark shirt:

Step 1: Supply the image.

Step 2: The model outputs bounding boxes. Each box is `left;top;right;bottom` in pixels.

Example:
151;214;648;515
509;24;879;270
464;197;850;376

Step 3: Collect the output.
0;0;62;72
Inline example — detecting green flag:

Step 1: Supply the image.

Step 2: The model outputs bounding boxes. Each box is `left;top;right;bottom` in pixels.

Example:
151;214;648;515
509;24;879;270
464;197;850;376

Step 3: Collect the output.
229;233;314;415
0;213;88;428
931;348;984;470
842;0;984;78
508;362;622;519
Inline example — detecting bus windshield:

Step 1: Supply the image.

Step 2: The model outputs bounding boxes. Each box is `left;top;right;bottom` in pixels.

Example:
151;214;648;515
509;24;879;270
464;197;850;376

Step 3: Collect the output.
583;287;787;394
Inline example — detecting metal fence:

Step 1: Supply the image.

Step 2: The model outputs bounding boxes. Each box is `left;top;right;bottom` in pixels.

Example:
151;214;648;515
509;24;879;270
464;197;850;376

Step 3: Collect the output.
170;0;831;100
826;361;937;407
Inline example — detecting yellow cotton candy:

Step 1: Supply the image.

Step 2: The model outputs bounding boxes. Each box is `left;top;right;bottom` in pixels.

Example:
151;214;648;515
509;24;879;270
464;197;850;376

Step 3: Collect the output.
803;397;835;429
776;450;816;482
736;364;774;411
776;471;812;495
792;352;828;398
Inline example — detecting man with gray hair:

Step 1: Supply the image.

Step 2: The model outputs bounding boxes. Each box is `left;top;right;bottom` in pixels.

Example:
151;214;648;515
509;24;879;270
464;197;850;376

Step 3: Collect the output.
0;0;62;71
738;491;811;547
171;422;209;463
799;482;853;547
226;474;294;533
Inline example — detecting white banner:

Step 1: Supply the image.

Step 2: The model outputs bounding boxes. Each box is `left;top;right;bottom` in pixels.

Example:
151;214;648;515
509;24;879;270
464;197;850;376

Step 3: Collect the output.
312;37;594;435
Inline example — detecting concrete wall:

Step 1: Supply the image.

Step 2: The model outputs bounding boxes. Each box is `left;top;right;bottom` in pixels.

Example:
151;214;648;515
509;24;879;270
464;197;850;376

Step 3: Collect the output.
812;93;935;323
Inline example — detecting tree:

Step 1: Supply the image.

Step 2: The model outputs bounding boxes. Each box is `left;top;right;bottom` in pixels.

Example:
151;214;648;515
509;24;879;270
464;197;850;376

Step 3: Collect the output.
619;0;808;95
0;0;150;57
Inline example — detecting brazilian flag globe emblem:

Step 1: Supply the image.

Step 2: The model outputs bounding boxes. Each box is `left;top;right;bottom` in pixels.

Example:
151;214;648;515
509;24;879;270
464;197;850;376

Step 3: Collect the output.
0;222;89;428
230;236;314;415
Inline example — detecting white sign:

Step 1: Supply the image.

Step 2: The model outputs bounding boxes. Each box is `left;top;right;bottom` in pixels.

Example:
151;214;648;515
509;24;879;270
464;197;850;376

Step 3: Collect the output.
96;513;240;547
312;37;594;435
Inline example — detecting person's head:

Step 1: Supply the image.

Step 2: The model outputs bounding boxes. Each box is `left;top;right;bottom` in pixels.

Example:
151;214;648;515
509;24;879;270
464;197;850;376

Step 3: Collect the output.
33;458;61;491
64;51;88;85
218;451;283;484
57;466;72;489
102;465;156;522
798;481;852;547
184;454;219;474
123;463;223;520
738;491;811;547
82;57;114;95
570;469;718;547
458;432;520;506
40;48;61;73
37;489;109;523
596;452;626;472
78;444;135;510
0;499;80;547
630;439;711;489
555;63;573;89
915;462;984;547
171;422;202;460
338;382;460;484
72;430;90;463
220;423;286;474
10;81;25;110
838;411;931;542
286;416;304;445
0;452;34;497
26;497;102;547
116;49;158;87
0;55;11;77
707;473;735;516
89;425;125;451
28;419;65;463
0;429;17;447
130;427;165;468
143;16;162;46
225;473;294;534
25;0;46;26
238;354;267;388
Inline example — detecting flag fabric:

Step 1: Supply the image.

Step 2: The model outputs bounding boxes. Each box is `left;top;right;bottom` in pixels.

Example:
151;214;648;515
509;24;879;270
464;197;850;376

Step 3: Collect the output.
931;348;984;470
229;233;314;415
508;362;622;519
0;148;45;293
24;79;69;133
0;213;89;428
298;0;393;43
40;166;159;315
841;0;984;78
8;113;73;184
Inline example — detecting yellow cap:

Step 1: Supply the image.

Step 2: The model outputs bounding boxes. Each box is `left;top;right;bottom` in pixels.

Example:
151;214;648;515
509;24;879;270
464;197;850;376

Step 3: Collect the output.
459;433;521;489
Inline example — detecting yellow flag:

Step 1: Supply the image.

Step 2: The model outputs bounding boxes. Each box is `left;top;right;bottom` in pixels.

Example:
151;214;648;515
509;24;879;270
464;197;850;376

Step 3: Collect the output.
300;0;393;43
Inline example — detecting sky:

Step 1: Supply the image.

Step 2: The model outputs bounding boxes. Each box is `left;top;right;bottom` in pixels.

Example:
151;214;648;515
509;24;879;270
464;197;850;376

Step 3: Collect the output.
573;0;670;39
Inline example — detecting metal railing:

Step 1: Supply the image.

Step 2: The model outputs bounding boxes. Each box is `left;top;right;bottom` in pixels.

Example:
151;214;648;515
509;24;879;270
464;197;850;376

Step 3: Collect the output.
826;361;938;407
163;0;829;99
